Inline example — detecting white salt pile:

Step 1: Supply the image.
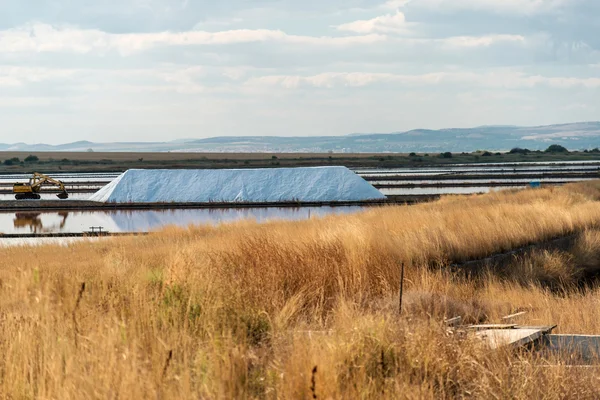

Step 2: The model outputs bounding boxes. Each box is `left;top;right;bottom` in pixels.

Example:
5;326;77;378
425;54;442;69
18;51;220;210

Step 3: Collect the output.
88;167;386;203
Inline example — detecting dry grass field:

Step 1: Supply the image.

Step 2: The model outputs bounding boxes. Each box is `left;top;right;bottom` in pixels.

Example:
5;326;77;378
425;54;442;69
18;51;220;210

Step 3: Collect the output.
2;182;600;398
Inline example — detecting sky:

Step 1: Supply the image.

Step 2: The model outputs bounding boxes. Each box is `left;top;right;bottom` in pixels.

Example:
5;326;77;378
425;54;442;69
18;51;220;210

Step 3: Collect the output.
0;0;599;144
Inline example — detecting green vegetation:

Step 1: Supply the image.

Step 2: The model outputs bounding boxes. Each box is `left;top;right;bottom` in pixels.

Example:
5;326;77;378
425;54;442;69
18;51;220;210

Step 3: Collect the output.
0;144;597;173
545;144;569;153
510;147;531;154
3;157;20;166
24;155;39;162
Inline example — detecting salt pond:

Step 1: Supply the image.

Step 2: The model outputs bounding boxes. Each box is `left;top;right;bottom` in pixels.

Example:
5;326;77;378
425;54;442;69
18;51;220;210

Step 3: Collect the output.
0;206;364;235
379;186;522;195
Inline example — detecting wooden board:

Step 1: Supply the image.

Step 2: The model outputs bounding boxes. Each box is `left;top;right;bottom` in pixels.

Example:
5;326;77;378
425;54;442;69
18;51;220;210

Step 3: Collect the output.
502;311;528;321
475;326;556;349
468;324;517;330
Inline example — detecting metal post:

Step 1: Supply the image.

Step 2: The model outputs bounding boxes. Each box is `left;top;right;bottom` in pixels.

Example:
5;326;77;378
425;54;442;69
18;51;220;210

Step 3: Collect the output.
399;263;405;315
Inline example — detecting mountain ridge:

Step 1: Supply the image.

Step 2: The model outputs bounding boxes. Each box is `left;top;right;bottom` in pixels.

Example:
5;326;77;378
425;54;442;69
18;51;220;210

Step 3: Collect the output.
1;122;599;153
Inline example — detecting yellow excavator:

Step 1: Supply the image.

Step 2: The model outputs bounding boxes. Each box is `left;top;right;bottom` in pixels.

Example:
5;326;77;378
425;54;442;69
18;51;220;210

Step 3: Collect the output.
13;172;69;200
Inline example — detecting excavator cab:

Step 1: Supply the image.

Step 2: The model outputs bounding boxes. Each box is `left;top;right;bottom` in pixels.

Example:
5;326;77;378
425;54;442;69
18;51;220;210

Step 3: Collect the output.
13;173;69;200
13;183;41;200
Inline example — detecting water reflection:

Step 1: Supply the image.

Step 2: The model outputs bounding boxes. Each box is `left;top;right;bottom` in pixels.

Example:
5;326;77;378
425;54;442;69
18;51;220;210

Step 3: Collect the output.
371;178;595;185
0;206;364;234
0;193;92;201
108;207;361;232
0;211;119;234
13;212;68;233
0;237;100;248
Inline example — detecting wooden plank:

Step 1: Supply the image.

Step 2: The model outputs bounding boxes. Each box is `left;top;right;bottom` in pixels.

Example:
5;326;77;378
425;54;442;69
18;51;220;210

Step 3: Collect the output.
502;311;527;321
476;328;543;349
468;324;517;330
475;326;556;349
518;325;557;331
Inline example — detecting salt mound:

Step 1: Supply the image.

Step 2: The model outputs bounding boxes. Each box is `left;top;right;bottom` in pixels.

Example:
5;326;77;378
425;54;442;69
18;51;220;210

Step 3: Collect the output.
89;167;386;203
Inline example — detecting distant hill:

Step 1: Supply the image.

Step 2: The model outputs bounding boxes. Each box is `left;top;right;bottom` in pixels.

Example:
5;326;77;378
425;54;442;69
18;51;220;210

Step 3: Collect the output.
1;122;599;153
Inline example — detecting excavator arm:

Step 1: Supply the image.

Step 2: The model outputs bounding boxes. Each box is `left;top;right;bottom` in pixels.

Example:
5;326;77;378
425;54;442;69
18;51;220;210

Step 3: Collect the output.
29;173;68;192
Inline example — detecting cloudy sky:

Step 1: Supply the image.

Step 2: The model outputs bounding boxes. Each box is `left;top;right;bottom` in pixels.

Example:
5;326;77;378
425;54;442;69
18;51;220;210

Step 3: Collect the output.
0;0;599;143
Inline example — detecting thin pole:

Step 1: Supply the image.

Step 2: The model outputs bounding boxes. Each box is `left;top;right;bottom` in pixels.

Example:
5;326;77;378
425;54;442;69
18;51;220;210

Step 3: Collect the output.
399;263;405;315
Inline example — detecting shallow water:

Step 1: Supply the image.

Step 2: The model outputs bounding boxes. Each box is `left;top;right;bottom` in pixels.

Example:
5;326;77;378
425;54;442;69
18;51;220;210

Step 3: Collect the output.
371;178;595;185
0;206;365;235
357;167;600;177
379;186;521;195
0;237;101;247
0;193;92;201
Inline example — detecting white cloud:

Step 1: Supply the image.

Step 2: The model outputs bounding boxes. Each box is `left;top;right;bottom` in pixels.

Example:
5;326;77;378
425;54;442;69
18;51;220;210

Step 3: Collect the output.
159;66;205;85
246;72;455;89
0;68;26;87
375;33;528;49
282;33;386;46
0;23;387;56
410;0;570;15
0;0;598;142
0;66;78;86
0;77;21;87
441;34;525;48
335;12;526;44
0;97;60;107
529;75;600;89
18;65;595;98
563;103;592;111
246;71;600;90
192;17;244;30
336;11;411;34
380;0;412;10
222;67;249;80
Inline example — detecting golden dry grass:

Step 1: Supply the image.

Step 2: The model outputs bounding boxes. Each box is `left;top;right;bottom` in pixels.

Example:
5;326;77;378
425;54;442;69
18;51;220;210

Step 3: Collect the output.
1;182;600;398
